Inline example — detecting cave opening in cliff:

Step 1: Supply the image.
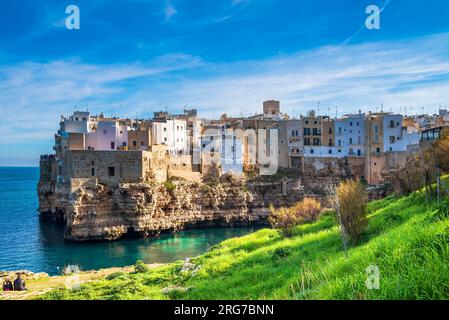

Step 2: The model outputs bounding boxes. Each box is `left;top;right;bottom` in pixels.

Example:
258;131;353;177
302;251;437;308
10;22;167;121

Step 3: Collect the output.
122;227;142;239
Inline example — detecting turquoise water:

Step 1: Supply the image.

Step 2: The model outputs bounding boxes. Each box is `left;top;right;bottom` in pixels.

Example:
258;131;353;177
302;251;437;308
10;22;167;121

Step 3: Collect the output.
0;167;256;275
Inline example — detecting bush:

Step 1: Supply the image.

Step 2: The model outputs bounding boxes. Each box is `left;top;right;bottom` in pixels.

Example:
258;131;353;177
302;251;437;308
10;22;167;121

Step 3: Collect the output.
272;248;291;261
268;205;298;237
133;260;150;274
291;197;321;223
164;180;176;192
432;127;449;172
269;197;322;237
337;179;368;244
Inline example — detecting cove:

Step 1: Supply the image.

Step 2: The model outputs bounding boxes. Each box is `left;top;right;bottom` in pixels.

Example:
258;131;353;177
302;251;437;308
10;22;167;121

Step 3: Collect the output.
0;167;257;276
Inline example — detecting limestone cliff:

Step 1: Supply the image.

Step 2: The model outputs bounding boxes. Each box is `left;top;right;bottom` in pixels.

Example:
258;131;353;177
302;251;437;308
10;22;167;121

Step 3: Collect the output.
38;171;307;241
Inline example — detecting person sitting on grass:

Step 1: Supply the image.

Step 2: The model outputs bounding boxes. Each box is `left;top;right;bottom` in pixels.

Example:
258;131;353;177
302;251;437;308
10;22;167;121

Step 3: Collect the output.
2;278;13;291
13;274;26;291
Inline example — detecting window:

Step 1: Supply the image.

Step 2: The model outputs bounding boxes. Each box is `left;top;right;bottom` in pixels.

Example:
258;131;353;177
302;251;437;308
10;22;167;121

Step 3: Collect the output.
358;136;361;144
163;127;167;132
374;135;379;143
349;138;353;144
75;117;79;121
110;142;115;150
349;148;354;155
91;161;95;166
390;120;395;128
357;150;361;156
374;125;379;133
133;140;137;147
141;141;144;146
350;122;353;126
338;149;342;153
390;136;395;143
357;122;359;126
91;168;95;176
328;149;332;154
82;117;87;121
376;147;381;153
122;142;127;147
338;140;341;146
108;167;115;176
304;128;311;135
312;128;318;136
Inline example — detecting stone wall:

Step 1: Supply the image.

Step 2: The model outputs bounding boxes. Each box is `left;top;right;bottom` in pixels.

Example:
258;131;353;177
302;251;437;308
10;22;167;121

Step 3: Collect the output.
302;156;364;178
65;150;146;186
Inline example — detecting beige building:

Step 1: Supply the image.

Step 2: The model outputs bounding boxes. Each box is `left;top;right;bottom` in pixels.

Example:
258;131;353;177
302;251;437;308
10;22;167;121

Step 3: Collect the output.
263;100;280;115
128;127;151;151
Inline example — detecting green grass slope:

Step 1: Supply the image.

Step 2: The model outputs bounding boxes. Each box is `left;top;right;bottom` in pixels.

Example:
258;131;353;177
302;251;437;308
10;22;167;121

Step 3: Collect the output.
41;185;449;300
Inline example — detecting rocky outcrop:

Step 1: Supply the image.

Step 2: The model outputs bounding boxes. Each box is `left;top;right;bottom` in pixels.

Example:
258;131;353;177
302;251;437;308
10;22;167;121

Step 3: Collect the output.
38;172;308;242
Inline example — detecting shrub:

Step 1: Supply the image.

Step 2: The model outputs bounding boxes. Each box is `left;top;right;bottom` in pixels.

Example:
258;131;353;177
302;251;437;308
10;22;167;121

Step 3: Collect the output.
432;127;449;172
133;260;150;274
337;179;368;244
164;180;176;192
272;248;291;261
291;197;321;223
269;198;322;237
268;205;298;237
106;271;127;281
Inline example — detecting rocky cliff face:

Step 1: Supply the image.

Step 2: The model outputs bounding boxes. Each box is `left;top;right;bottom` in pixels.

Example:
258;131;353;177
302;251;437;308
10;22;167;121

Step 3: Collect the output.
38;172;307;242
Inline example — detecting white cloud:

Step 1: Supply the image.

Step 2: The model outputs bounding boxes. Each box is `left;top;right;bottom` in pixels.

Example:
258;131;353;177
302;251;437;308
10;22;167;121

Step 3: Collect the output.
1;32;449;151
164;1;178;21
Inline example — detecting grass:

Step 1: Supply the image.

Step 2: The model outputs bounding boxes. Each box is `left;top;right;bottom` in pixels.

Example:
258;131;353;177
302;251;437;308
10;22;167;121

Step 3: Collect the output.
38;179;449;300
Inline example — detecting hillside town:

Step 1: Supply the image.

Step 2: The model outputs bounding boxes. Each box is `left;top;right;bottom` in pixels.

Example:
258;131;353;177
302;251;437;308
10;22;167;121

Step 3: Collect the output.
42;100;448;187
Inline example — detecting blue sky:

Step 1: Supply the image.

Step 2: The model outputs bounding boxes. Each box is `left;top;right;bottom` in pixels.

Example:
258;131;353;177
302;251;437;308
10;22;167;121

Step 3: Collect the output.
0;0;449;166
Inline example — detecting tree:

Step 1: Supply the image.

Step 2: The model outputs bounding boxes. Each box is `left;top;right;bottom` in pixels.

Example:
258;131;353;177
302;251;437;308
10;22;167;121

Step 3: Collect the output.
325;181;348;257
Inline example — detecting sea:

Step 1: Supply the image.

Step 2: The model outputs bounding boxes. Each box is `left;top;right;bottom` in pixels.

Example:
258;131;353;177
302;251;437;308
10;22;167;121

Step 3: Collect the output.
0;167;255;276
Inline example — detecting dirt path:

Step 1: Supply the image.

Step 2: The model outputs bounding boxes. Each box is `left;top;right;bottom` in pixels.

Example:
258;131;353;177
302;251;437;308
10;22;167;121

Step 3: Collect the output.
1;264;163;300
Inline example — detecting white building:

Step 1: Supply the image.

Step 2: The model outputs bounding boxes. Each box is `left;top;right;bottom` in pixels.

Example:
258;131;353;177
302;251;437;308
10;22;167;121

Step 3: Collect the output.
152;119;188;155
61;111;91;134
335;113;365;157
201;127;243;175
303;146;341;158
86;121;129;151
382;114;403;152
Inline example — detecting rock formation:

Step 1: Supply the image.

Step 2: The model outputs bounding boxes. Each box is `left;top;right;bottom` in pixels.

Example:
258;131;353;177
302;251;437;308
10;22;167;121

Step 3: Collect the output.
38;171;308;242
